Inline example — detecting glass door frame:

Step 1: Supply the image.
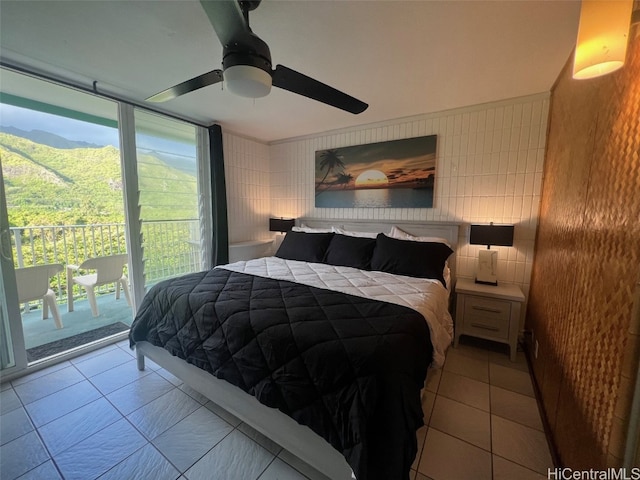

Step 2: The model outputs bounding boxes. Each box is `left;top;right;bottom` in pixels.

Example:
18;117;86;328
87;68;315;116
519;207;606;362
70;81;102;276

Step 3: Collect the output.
0;167;28;377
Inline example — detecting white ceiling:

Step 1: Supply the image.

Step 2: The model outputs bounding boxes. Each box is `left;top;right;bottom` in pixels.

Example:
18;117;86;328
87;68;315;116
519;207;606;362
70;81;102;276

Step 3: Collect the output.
0;0;580;143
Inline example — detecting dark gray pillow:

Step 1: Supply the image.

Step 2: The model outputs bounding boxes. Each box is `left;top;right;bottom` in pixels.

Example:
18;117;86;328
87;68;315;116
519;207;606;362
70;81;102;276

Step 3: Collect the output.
324;234;376;270
275;231;334;263
371;233;453;286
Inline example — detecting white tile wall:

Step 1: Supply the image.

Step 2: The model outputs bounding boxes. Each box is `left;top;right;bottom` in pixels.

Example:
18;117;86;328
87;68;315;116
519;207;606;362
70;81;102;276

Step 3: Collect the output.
222;132;272;244
268;93;550;306
222;92;548;329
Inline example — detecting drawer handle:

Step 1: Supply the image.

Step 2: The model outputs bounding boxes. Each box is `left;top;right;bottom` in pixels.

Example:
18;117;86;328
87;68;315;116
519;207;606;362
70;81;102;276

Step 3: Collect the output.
470;322;500;332
472;305;502;314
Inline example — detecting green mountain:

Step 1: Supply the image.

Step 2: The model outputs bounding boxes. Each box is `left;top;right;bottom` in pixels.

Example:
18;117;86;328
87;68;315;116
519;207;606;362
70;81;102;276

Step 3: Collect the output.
0;131;198;227
0;126;104;149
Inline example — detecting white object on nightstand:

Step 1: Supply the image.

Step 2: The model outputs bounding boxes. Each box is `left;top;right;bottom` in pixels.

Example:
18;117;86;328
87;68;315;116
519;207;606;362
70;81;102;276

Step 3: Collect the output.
454;278;525;361
229;239;274;262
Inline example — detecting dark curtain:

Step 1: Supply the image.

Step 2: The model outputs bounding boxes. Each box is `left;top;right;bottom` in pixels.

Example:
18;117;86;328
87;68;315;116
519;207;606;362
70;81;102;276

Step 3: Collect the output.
208;124;229;266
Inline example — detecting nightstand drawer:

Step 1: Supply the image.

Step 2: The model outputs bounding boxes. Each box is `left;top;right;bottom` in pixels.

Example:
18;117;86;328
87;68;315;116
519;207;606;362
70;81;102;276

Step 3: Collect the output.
463;315;510;340
463;296;511;340
463;296;511;322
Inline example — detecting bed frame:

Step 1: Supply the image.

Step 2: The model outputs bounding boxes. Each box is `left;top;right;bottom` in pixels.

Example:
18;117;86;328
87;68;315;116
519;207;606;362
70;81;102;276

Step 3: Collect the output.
136;219;460;479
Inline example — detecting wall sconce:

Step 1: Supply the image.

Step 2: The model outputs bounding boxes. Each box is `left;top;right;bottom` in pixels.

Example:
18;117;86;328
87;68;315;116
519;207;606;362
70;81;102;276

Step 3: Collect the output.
469;223;515;286
573;0;635;80
269;217;295;233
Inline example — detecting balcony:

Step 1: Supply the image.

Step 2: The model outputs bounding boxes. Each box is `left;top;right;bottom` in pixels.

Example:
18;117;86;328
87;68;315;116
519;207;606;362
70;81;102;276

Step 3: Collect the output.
11;220;202;362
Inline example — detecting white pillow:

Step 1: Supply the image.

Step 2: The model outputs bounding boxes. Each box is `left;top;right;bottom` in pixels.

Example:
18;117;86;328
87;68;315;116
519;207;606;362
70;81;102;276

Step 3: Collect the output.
332;227;378;239
291;225;333;233
389;225;452;247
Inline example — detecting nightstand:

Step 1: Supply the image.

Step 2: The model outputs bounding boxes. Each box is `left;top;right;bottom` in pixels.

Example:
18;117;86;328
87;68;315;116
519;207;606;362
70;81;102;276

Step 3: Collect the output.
454;278;525;361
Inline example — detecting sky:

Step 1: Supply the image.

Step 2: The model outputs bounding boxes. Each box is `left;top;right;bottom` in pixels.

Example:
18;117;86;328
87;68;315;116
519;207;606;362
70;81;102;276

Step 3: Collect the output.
0;103;120;147
0;104;196;158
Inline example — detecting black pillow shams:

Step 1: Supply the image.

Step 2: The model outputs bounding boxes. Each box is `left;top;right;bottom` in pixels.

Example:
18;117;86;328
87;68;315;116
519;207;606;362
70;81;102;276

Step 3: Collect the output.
324;234;377;270
275;231;334;263
371;233;454;286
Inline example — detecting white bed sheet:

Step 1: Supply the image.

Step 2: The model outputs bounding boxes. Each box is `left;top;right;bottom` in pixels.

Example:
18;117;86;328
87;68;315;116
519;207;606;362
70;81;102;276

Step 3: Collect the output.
220;256;453;368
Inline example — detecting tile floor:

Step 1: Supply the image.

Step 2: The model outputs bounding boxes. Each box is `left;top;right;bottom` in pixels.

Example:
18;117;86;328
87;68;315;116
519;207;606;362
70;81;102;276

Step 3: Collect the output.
0;338;553;480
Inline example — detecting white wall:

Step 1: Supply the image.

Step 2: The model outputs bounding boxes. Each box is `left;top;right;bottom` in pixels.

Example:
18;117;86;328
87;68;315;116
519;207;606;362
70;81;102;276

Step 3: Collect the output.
222;132;271;244
268;93;550;301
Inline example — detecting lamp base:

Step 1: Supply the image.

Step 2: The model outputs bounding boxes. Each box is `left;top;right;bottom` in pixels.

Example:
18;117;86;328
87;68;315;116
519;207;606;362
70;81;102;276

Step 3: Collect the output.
476;249;498;285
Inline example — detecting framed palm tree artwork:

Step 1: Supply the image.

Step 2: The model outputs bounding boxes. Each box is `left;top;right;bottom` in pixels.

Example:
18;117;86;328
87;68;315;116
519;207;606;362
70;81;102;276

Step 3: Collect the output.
315;135;437;208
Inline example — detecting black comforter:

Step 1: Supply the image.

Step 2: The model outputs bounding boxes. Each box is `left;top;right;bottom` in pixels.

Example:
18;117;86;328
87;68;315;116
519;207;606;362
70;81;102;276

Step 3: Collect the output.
129;267;432;480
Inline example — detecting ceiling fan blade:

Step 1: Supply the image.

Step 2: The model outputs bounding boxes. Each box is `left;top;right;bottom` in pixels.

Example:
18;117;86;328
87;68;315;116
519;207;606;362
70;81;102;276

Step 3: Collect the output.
272;65;368;114
200;0;249;47
146;70;224;103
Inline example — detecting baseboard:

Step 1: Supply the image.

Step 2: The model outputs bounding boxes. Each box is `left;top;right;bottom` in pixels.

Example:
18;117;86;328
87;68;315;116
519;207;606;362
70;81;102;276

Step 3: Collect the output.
522;340;563;468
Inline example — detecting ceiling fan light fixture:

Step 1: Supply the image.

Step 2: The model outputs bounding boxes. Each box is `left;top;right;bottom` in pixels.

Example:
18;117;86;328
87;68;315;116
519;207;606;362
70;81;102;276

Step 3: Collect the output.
224;64;272;98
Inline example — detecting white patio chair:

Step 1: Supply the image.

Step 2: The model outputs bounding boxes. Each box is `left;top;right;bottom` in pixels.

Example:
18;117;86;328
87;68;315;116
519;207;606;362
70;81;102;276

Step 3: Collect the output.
66;254;132;317
15;264;64;329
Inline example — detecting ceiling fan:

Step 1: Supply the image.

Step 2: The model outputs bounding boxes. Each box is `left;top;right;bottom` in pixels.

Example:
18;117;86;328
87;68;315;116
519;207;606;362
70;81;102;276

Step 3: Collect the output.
146;0;368;114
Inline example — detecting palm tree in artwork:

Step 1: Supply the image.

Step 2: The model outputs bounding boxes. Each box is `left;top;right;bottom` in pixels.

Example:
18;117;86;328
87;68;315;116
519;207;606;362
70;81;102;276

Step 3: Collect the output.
316;149;345;195
334;172;353;189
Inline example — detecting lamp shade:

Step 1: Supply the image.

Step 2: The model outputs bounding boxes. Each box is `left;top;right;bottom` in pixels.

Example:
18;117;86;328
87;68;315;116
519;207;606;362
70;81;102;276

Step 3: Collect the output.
469;224;514;247
269;218;295;233
573;0;633;80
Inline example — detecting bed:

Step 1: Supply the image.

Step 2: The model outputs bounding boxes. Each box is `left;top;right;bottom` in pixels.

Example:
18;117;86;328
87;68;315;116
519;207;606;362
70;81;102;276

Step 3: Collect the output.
130;219;459;480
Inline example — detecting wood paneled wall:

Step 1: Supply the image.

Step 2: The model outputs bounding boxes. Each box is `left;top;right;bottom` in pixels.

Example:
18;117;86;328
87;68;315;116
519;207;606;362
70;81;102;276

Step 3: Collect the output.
527;25;640;467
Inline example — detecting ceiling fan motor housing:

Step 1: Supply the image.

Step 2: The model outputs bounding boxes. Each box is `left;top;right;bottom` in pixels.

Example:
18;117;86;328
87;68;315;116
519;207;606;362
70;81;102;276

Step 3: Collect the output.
223;32;273;97
148;0;367;112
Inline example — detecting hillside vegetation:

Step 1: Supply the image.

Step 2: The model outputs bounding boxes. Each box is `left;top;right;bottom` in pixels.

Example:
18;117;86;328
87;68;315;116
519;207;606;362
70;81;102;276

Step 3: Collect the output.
0;131;198;227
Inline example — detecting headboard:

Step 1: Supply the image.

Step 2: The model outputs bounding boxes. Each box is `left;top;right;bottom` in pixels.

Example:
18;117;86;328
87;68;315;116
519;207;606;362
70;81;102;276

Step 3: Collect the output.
297;218;461;283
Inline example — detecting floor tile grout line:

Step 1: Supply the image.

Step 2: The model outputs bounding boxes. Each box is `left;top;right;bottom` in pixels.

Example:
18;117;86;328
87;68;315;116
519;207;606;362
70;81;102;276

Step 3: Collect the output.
25;407;67;480
67;344;120;367
101;381;251;476
10;363;86;406
492;414;546;475
425;426;494;460
6;360;74;388
13;355;161;479
166;421;238;476
18;354;144;429
488;371;494;480
92;441;150;480
84;357;154;397
43;380;198;479
414;370;442;472
40;403;124;461
491;451;548;477
489;408;546;433
102;388;189;475
99;369;176;418
255;456;279;480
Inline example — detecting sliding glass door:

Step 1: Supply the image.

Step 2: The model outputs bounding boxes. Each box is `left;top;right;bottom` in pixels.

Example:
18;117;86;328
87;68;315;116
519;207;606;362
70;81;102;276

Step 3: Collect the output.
0;68;212;373
0;71;129;365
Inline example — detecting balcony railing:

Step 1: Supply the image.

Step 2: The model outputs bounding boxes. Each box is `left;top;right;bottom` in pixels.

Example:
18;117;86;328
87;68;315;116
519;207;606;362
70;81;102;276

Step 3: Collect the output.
11;220;202;305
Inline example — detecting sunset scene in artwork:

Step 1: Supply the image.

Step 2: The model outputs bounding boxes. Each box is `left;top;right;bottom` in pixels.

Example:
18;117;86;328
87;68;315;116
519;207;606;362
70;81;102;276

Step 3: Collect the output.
315;135;437;208
355;169;389;187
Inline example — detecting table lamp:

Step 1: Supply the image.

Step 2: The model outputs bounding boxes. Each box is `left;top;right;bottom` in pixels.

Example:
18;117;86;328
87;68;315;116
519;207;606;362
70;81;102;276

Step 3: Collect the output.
469;223;514;286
